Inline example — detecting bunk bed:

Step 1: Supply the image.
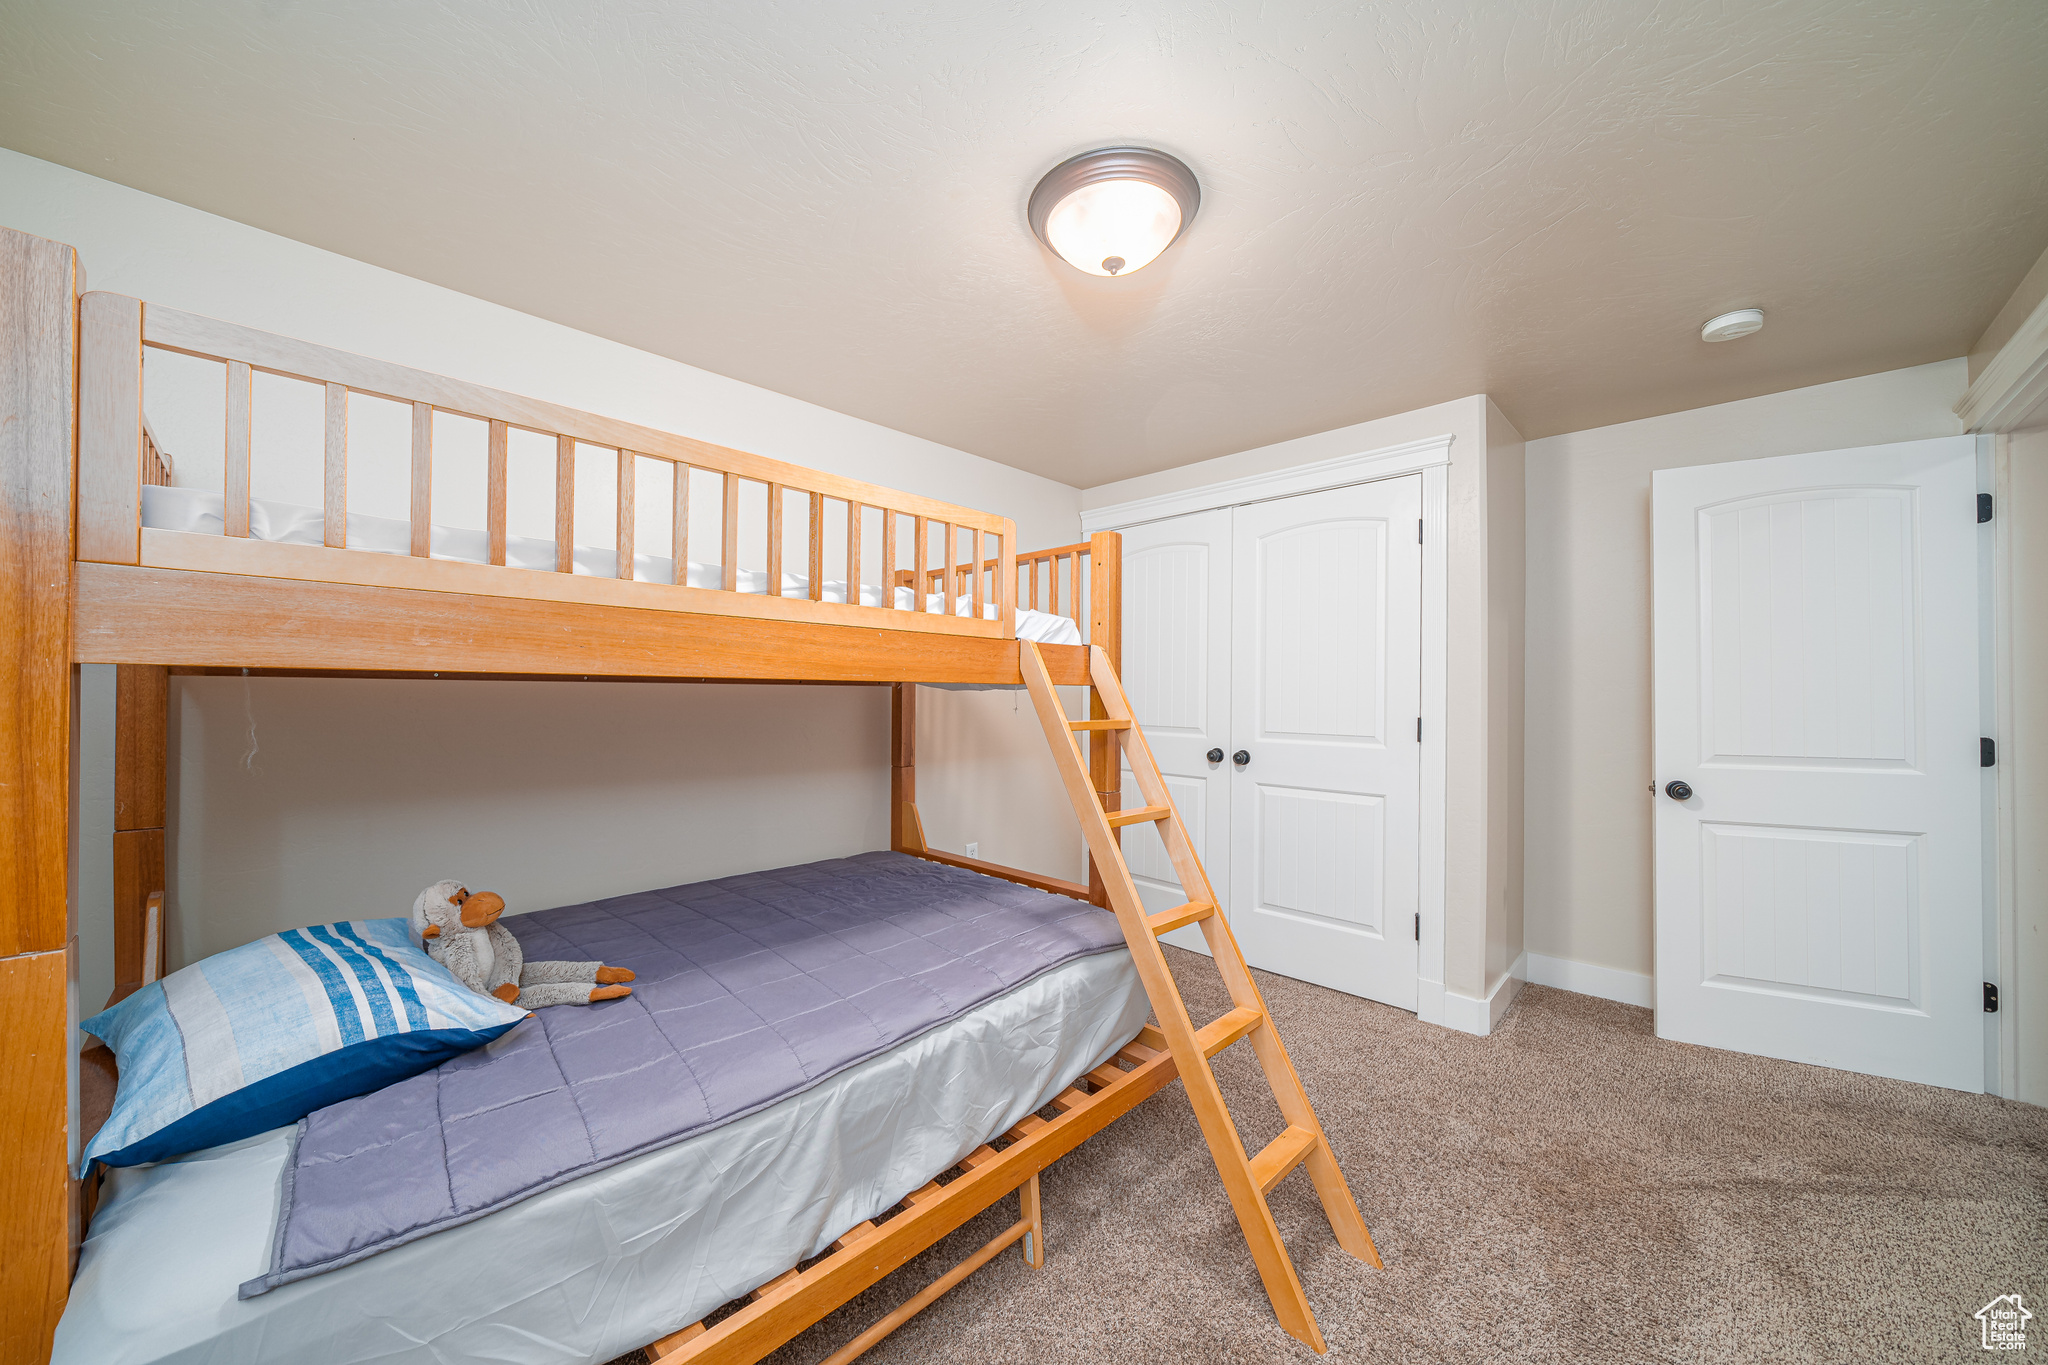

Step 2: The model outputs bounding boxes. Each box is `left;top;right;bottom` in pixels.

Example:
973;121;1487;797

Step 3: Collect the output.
0;226;1379;1365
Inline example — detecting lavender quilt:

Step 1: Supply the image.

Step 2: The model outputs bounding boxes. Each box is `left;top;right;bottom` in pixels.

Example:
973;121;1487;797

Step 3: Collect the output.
240;852;1126;1297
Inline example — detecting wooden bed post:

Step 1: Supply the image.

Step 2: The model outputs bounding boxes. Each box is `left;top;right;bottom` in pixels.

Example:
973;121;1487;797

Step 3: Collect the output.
0;226;82;1363
1085;531;1122;908
113;666;169;994
889;682;924;854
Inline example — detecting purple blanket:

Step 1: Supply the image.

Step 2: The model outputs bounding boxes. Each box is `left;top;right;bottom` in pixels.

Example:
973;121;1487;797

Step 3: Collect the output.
241;852;1126;1297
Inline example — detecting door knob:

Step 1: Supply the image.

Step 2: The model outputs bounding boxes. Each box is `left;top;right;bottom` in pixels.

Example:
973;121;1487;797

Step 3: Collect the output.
1665;780;1693;801
1206;748;1225;763
1233;750;1251;767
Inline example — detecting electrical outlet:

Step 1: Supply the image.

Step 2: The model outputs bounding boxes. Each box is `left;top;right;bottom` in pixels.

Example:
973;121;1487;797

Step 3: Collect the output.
965;842;979;859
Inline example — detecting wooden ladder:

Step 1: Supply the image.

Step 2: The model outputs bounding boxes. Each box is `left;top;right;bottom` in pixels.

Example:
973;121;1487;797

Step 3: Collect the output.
1020;642;1382;1353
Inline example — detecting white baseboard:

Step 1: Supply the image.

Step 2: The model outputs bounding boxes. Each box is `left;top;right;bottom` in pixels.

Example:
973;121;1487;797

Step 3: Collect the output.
1437;952;1526;1037
1414;977;1446;1028
1525;952;1653;1008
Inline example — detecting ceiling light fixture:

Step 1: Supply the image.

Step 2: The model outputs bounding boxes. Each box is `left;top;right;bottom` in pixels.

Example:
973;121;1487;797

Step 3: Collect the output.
1701;308;1765;343
1028;147;1200;278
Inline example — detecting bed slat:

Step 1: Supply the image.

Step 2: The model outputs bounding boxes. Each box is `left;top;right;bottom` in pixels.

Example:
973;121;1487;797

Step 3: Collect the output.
941;522;954;616
970;527;982;619
671;462;690;586
324;383;347;549
616;450;636;581
846;500;862;607
913;517;928;610
554;436;575;573
766;482;783;596
486;420;508;567
808;492;824;601
880;510;897;609
720;473;739;592
224;360;251;538
410;402;432;558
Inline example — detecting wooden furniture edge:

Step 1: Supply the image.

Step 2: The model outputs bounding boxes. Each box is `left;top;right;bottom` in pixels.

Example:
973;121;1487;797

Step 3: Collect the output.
136;529;1008;640
74;563;1094;684
904;849;1090;903
656;1029;1176;1365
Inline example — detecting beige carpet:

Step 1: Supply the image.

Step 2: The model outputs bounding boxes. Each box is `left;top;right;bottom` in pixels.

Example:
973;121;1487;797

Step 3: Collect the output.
622;948;2047;1365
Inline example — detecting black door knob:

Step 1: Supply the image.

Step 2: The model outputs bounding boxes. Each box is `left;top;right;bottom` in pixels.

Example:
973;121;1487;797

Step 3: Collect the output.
1665;780;1693;801
1206;748;1225;763
1233;750;1251;767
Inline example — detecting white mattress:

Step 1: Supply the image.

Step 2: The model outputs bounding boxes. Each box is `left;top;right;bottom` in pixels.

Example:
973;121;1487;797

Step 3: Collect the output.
141;485;1083;646
57;947;1145;1365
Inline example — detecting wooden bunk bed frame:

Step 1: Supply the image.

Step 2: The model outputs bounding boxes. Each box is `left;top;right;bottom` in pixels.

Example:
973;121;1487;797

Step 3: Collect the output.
0;227;1378;1365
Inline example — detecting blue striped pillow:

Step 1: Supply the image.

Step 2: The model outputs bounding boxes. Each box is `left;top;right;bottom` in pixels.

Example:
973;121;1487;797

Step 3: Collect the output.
82;917;529;1168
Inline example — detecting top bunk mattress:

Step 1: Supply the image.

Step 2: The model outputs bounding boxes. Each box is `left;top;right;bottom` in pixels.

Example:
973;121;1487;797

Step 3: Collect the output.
140;484;1084;645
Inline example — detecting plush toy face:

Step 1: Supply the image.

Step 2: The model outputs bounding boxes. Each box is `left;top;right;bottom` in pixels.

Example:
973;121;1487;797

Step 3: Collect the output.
412;879;504;941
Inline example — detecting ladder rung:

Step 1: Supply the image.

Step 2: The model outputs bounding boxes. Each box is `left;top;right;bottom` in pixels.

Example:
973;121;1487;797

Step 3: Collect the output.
1145;901;1214;936
1105;803;1172;828
1194;1006;1265;1058
1248;1125;1319;1194
1068;718;1131;731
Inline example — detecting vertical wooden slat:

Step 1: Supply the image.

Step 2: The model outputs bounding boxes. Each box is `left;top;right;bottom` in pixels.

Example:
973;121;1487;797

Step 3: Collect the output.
615;450;636;580
1029;557;1039;611
554;435;575;573
881;511;897;608
846;501;862;605
76;292;143;565
671;462;690;586
766;482;784;596
486;420;508;566
409;402;432;557
913;517;928;613
323;383;347;549
0;224;79;1358
808;492;824;601
721;473;739;591
970;528;983;619
223;360;251;537
941;524;955;617
997;529;1015;635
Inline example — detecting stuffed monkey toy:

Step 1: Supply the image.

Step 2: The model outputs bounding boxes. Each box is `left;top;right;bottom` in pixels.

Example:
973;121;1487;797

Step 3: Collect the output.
411;880;634;1008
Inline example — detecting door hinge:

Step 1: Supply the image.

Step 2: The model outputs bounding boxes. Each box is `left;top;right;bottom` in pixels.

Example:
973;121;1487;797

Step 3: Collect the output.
1978;493;1994;523
1418;518;1424;544
1416;717;1423;742
1985;982;1999;1013
1982;737;1996;767
1414;912;1421;942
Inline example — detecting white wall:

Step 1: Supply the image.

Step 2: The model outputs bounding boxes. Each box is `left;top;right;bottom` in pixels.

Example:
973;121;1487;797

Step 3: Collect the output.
2001;423;2047;1106
1522;358;1969;994
0;151;1085;1012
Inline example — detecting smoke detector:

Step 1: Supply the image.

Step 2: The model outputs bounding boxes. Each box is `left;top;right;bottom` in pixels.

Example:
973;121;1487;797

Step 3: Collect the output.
1701;308;1765;343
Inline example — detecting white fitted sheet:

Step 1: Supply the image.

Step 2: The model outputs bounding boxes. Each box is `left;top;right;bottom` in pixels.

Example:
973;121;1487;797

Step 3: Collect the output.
57;947;1145;1365
140;485;1083;646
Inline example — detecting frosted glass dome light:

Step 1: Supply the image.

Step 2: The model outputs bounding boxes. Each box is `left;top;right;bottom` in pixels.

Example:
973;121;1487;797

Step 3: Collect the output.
1029;147;1200;279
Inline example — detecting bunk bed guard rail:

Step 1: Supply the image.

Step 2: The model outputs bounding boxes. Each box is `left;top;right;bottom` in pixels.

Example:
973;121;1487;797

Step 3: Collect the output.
74;293;1018;641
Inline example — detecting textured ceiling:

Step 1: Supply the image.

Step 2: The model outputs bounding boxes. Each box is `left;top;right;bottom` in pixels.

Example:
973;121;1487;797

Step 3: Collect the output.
4;1;2045;486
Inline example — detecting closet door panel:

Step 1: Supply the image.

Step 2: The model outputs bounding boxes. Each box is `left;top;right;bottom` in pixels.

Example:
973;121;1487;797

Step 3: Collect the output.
1230;477;1421;1007
1115;509;1232;955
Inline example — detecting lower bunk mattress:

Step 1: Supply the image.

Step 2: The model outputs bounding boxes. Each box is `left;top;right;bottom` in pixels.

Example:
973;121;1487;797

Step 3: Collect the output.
58;858;1148;1365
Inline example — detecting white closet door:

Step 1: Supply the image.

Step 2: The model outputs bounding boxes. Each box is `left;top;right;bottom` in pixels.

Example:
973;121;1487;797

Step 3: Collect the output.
1229;477;1422;1007
1116;508;1233;955
1652;437;1984;1090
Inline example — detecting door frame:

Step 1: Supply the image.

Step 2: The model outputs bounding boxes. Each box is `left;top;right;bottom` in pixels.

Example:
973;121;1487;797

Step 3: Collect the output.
1082;435;1454;1022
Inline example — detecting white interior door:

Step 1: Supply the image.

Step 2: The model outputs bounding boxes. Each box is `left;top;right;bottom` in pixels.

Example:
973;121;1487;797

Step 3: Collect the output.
1116;508;1232;956
1652;437;1985;1091
1229;477;1422;1007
